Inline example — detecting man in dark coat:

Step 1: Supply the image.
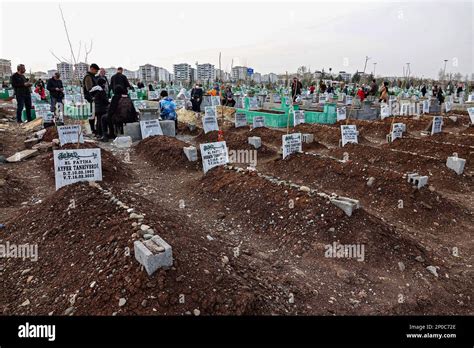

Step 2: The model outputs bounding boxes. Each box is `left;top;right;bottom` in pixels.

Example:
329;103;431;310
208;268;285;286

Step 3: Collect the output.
11;64;33;123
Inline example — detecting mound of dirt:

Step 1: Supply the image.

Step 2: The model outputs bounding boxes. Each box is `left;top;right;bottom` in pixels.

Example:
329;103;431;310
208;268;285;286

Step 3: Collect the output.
248;127;285;145
0;167;28;207
0;182;272;315
41;142;133;185
135;135;200;170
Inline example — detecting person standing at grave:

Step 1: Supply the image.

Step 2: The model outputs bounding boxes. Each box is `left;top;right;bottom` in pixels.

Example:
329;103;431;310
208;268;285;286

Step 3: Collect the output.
110;67;133;93
159;90;177;135
370;79;378;97
97;68;110;96
137;81;145;89
101;85;137;142
90;78;110;138
291;77;302;102
379;82;389;103
421;84;427;97
357;86;366;102
47;72;64;114
437;86;445;105
319;81;327;94
11;64;33;123
309;84;315;94
191;83;203;114
83;63;100;133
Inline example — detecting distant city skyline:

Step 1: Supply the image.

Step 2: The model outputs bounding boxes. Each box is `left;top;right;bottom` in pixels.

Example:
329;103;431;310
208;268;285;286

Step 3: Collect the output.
1;1;472;79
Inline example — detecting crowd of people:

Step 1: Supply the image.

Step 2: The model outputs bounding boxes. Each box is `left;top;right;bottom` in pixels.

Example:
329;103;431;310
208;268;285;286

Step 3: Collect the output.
8;63;469;139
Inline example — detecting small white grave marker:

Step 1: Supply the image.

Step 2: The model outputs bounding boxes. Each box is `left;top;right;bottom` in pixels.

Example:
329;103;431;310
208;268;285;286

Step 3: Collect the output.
203;116;219;134
140;119;163;139
336;107;346;121
53;148;102;190
235;112;247;128
199;141;229;173
57;125;84;146
293;110;305;126
340;125;358;147
253;115;265;128
431;116;443;135
282;133;302;159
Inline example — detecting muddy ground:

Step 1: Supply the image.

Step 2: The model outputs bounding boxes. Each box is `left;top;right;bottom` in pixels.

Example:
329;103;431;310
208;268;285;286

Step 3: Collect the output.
0;101;472;316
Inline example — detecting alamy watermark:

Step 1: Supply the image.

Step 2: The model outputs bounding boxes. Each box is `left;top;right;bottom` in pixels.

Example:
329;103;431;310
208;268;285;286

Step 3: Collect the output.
324;242;365;262
0;242;38;261
228;148;258;168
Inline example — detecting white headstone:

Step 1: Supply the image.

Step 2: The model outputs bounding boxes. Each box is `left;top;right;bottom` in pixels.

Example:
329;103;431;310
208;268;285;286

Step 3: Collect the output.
293;110;305;126
336;107;346;121
445;101;452;113
58;125;84;146
345;95;353;105
467;107;474;124
235;111;247;128
380;104;390;119
423;99;430;113
211;96;221;107
199;141;229;173
391;123;404;141
340;125;358;147
205;106;217;117
203;115;219;134
253;115;265;128
53;148;102;190
147;91;160;100
129;91;138;100
248;97;259;110
431;116;443;135
282;133;302;159
140;119;163;139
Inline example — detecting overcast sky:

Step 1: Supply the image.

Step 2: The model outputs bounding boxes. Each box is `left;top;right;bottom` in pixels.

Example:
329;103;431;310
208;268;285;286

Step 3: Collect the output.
0;0;472;78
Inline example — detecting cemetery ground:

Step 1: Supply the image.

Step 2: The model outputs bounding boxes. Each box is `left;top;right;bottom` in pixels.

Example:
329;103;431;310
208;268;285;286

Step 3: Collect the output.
0;101;473;316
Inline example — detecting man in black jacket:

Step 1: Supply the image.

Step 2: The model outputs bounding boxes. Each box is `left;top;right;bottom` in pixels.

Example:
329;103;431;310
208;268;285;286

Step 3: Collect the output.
47;72;64;114
291;77;302;102
110;67;133;93
83;63;99;133
11;64;33;123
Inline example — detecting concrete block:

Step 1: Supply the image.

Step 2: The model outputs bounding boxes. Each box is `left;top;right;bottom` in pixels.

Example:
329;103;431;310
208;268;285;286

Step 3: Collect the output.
24;138;39;149
6;149;39;163
160;120;176;137
123;122;142;141
330;196;360;217
183;146;198;161
446;156;466;175
134;235;173;276
140;109;160;121
248;136;261;149
407;173;429;188
302;133;314;143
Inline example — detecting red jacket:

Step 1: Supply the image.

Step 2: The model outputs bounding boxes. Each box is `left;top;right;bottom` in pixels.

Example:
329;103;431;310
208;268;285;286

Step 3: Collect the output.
357;89;365;101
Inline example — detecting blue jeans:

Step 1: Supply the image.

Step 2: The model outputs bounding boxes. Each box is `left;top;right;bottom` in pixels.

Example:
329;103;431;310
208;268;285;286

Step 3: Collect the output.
50;96;63;113
16;94;32;123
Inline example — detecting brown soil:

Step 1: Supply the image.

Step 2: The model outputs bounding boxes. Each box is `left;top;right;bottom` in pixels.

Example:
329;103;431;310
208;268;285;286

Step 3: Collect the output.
42;126;59;142
135;135;201;170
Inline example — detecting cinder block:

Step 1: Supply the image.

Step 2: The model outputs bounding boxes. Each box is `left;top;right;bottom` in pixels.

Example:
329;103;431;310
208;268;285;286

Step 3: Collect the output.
134;235;173;276
183;146;198;161
160;120;176;137
330;196;360;217
140;109;160;121
407;173;429;188
446;156;466;175
248;136;261;149
123;122;142;141
302;133;314;143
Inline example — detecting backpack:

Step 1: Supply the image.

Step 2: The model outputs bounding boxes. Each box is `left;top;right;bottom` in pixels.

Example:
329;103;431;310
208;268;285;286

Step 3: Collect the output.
113;97;137;124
